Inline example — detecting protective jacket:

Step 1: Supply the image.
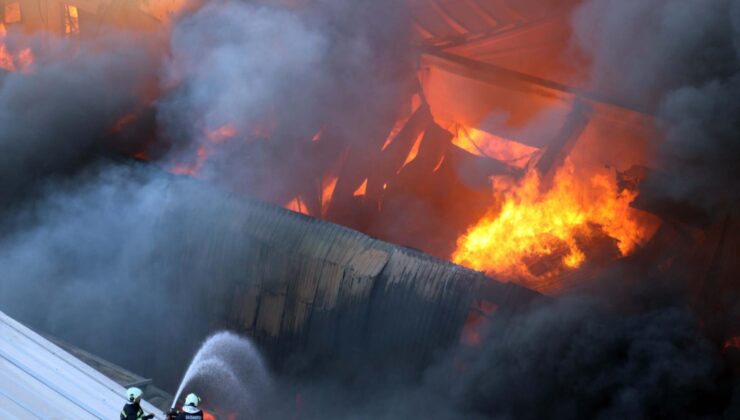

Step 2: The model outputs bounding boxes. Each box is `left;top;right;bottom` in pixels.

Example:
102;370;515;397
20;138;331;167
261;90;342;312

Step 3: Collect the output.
175;405;205;420
120;402;154;420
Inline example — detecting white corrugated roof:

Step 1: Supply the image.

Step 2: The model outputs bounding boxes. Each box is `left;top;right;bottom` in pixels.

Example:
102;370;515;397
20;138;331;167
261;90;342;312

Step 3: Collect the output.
0;310;165;419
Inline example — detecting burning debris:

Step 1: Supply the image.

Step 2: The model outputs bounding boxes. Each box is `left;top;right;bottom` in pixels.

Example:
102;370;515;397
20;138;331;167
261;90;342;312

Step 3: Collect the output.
452;159;660;292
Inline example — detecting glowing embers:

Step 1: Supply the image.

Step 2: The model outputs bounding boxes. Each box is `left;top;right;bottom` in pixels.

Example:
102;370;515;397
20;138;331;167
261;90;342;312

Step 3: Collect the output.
448;123;538;169
452;159;659;292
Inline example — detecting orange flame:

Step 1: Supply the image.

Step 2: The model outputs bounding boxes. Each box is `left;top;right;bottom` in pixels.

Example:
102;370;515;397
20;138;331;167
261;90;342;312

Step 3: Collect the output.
170;124;237;176
452;159;658;291
171;146;207;176
1;23;34;73
285;196;310;215
398;131;424;172
0;32;33;73
321;175;338;215
353;178;368;197
0;43;14;72
206;124;237;144
433;154;445;172
450;124;538;169
381;116;410;151
14;47;33;71
64;5;80;35
139;0;190;23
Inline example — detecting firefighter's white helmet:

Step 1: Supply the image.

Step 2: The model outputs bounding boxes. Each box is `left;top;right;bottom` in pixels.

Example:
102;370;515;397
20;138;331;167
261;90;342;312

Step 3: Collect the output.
126;387;143;403
185;393;200;407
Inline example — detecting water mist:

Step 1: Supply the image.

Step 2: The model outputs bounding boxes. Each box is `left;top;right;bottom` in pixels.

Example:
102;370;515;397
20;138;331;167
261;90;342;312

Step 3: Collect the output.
173;331;271;418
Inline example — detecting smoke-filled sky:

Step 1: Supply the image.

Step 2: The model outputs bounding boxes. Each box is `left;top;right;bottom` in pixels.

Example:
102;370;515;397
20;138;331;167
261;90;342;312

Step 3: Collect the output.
158;0;414;202
0;0;416;392
0;0;740;418
572;0;740;212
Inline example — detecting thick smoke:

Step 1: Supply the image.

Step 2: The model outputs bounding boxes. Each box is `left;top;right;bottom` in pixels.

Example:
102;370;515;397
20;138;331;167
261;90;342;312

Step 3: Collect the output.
157;0;414;202
0;27;209;389
255;291;727;420
572;0;740;211
0;163;265;388
0;0;415;392
441;297;722;419
0;0;738;418
0;32;158;202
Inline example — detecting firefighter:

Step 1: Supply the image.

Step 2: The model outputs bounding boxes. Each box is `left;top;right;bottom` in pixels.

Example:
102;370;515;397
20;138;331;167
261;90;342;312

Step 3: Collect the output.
167;393;205;420
121;387;155;420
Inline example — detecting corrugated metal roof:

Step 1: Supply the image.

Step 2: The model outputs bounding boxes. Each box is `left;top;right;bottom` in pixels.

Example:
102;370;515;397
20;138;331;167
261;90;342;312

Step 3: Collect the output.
0;310;165;419
412;0;581;85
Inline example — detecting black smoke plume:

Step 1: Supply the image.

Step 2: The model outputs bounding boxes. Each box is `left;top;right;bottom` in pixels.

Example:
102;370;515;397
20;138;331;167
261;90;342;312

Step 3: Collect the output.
572;0;740;212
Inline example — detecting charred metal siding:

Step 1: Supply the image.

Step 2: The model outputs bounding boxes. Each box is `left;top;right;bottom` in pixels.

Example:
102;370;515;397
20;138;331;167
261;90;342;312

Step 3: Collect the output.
174;189;539;370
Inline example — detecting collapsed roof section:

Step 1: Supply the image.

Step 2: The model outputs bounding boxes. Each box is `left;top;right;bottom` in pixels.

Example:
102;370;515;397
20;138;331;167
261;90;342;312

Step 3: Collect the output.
410;0;582;84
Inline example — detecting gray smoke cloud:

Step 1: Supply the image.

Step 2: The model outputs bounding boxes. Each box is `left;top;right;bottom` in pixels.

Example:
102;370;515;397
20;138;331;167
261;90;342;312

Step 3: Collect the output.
572;0;740;211
0;0;416;392
0;163;263;389
0;31;158;201
0;28;194;387
157;0;414;203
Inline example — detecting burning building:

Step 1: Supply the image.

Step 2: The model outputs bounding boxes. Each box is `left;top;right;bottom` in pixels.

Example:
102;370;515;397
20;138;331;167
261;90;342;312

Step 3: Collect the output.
0;0;739;418
0;0;670;295
0;0;184;36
